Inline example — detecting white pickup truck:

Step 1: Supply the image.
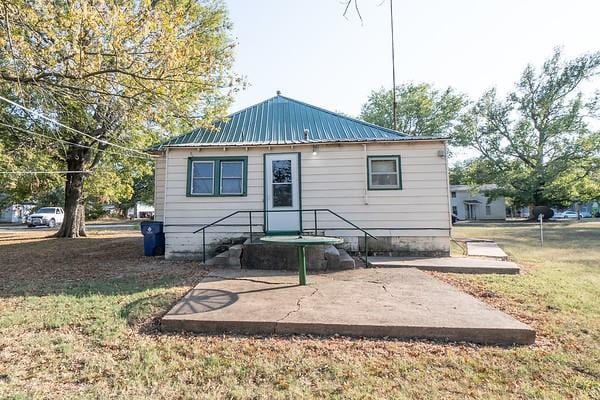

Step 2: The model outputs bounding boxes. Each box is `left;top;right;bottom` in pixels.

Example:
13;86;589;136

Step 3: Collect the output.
27;207;64;228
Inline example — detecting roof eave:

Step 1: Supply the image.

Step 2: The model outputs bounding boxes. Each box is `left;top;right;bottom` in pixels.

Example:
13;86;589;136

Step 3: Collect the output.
157;136;448;150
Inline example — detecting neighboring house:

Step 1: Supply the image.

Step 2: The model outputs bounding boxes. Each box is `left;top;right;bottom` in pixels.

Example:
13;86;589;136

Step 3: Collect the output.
576;201;599;216
127;202;155;219
450;184;506;221
0;203;36;223
101;204;119;215
151;94;452;260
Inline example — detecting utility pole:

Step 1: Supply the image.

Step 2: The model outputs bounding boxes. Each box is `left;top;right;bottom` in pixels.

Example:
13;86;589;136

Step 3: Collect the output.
390;0;397;131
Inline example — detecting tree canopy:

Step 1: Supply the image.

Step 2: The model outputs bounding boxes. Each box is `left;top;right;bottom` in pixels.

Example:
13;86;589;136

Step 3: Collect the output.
455;49;600;207
0;0;240;236
360;83;467;137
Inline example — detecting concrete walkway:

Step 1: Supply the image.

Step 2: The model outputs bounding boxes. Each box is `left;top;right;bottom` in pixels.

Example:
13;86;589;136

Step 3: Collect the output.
466;242;509;260
367;256;519;274
162;268;534;345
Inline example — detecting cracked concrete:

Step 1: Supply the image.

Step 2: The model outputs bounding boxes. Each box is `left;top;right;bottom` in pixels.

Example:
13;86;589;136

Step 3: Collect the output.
277;287;319;324
162;268;535;345
205;275;290;286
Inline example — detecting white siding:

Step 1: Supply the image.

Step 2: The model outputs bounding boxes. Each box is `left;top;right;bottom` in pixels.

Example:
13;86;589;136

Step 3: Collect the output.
160;141;451;258
154;157;166;222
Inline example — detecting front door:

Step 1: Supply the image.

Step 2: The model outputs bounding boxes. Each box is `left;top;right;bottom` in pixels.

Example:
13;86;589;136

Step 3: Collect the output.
265;153;301;233
465;203;477;220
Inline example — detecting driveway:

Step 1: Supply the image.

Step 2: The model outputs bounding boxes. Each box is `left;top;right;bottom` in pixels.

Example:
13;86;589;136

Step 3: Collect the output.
0;223;138;234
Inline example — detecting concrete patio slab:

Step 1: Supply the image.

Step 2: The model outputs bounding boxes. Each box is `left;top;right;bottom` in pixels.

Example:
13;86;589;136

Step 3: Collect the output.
467;242;509;260
162;268;534;345
367;256;520;274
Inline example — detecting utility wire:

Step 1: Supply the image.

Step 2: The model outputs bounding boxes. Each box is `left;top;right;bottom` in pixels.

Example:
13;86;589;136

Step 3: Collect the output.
0;121;149;160
0;171;92;174
390;0;397;131
0;94;150;158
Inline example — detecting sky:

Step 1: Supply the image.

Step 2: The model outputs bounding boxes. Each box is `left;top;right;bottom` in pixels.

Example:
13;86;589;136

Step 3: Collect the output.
226;0;600;117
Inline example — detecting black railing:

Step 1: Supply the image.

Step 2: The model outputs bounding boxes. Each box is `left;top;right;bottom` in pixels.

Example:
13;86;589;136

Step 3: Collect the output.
193;209;378;264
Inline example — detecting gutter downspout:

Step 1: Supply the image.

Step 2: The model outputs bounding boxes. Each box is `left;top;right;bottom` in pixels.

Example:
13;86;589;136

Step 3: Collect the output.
363;144;369;205
163;148;169;226
442;142;452;233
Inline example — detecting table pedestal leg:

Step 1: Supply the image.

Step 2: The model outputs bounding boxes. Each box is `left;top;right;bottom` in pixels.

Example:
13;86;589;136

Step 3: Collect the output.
298;245;307;285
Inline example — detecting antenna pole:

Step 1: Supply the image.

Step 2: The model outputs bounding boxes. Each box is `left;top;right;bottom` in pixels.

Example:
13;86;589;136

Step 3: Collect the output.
390;0;397;131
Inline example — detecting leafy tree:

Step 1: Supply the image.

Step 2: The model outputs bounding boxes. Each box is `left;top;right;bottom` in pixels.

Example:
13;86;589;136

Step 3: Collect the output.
455;49;600;208
360;83;468;137
0;0;240;237
449;158;497;186
0;111;64;206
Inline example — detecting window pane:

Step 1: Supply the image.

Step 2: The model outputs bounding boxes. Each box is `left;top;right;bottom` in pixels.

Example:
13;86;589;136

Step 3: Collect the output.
192;178;213;194
372;173;398;187
193;162;213;178
273;184;292;207
222;178;242;194
221;161;242;178
272;160;292;183
371;159;397;173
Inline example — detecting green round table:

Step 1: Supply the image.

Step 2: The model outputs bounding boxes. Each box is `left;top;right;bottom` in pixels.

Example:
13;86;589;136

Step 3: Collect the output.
260;235;344;285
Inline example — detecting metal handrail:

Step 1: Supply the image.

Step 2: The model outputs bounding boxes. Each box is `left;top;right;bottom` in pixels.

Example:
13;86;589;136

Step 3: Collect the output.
193;208;377;264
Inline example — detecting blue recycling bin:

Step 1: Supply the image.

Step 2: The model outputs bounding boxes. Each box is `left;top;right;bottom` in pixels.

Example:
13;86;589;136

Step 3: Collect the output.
140;221;165;256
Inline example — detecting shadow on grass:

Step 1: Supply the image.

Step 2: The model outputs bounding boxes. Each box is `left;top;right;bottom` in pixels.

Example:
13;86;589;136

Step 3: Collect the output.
0;234;203;299
120;293;184;327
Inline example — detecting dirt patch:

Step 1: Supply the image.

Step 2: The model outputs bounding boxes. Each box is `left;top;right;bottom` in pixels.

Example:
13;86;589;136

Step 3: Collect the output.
0;231;203;297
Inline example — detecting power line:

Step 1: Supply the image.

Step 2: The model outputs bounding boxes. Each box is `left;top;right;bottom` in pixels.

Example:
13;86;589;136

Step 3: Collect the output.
0;171;92;174
0;94;150;158
390;0;397;131
0;121;149;160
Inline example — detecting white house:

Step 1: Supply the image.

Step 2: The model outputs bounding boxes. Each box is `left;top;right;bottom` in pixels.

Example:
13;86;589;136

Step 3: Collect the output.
127;202;155;219
450;184;506;221
151;94;452;260
0;203;35;223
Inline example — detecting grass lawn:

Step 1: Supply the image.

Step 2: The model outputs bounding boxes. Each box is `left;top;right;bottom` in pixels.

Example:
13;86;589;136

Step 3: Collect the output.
0;222;598;399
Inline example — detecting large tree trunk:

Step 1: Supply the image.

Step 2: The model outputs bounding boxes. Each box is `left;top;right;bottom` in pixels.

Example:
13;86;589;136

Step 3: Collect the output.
55;150;87;238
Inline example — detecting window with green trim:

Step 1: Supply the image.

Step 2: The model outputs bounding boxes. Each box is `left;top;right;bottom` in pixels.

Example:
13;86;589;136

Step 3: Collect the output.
220;161;244;195
190;161;215;195
367;156;402;190
187;157;247;196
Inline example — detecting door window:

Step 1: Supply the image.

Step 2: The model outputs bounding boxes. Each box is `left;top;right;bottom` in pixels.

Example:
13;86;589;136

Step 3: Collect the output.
272;159;292;207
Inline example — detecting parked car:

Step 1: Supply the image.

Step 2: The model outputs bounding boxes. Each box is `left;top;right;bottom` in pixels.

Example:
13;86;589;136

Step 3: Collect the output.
580;211;592;218
554;211;579;219
27;207;64;228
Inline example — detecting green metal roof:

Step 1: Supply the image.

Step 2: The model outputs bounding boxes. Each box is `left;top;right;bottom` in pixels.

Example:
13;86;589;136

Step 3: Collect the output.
153;94;439;150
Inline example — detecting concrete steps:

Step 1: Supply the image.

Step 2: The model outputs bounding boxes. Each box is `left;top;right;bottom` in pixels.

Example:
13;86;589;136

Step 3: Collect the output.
206;241;355;271
205;244;242;268
338;248;355;269
241;236;356;271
